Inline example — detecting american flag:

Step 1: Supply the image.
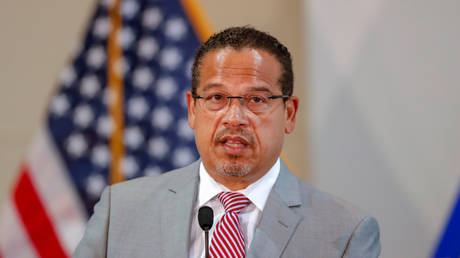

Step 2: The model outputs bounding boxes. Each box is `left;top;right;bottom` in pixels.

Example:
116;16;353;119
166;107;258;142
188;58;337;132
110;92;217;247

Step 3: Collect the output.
0;0;211;257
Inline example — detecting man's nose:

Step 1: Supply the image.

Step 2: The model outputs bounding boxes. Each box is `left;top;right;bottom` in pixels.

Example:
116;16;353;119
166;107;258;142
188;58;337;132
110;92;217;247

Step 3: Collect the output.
221;98;249;127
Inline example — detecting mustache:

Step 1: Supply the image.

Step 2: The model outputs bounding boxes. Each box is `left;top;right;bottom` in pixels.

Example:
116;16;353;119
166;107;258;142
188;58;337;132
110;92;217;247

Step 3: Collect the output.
214;128;255;145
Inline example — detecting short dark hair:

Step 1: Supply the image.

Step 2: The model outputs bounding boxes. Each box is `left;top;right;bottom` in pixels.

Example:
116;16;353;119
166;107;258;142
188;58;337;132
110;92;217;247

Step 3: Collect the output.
191;26;294;96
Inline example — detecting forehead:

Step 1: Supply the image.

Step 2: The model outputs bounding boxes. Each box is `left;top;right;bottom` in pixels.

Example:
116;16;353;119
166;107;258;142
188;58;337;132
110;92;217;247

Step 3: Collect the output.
197;47;282;92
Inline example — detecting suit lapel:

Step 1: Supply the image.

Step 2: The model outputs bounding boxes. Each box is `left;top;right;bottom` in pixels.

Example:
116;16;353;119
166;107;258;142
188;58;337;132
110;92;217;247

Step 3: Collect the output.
247;160;303;258
160;161;200;258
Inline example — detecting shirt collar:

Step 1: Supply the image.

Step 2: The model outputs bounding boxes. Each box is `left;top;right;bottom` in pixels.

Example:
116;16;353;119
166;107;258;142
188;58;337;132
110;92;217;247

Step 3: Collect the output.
198;158;280;212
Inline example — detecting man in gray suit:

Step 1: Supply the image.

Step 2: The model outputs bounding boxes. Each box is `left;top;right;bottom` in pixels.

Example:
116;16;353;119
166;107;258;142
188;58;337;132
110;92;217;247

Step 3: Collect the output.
74;26;381;258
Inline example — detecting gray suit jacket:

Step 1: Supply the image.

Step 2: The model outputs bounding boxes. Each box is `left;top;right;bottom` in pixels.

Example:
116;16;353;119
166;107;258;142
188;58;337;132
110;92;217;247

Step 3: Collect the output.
73;160;381;257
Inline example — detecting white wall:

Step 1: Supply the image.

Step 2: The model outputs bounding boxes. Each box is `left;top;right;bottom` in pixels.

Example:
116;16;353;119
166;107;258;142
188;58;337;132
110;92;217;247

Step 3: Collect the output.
307;0;460;257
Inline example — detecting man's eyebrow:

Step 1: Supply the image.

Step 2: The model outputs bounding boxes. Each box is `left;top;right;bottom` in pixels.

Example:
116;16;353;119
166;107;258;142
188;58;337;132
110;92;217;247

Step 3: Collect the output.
200;84;274;94
246;86;272;93
201;83;224;92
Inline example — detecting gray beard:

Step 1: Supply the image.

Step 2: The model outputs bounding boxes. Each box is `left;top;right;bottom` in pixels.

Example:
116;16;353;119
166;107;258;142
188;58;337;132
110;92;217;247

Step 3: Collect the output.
215;158;251;177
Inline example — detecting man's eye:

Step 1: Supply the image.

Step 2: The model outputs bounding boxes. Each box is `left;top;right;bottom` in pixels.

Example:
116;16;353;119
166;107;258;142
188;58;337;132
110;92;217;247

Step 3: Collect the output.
249;96;266;103
207;94;225;101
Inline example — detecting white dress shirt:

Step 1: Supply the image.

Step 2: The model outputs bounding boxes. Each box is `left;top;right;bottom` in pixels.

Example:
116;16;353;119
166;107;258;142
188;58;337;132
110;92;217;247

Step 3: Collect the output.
189;158;280;258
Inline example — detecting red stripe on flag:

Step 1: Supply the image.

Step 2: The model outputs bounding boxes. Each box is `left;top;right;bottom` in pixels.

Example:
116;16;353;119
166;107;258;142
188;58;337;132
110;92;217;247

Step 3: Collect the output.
13;166;68;258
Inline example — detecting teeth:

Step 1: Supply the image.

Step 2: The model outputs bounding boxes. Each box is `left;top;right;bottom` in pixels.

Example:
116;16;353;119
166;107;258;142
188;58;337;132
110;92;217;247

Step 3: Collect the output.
225;141;244;147
227;143;242;147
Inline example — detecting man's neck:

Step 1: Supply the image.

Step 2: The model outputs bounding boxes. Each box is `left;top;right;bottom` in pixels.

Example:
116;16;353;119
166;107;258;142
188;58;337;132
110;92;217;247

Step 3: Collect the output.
201;159;280;191
198;158;281;210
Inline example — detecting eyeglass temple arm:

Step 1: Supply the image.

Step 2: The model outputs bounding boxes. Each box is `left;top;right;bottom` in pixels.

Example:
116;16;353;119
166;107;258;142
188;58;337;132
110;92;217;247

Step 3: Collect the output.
269;95;290;99
191;93;203;99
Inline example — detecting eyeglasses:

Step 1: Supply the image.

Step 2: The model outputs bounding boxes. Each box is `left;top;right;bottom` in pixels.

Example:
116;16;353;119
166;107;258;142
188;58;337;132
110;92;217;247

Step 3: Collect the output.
192;92;290;113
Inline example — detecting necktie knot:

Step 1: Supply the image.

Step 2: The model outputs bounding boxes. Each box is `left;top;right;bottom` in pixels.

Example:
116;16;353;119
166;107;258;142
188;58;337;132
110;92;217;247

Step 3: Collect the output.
217;192;250;214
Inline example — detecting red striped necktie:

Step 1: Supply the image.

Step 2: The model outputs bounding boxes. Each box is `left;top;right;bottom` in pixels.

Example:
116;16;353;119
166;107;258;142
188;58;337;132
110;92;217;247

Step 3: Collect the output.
209;192;251;258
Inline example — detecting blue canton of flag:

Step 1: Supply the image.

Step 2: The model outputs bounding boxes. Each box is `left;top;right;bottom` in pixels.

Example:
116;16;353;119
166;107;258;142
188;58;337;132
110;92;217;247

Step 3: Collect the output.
48;0;201;216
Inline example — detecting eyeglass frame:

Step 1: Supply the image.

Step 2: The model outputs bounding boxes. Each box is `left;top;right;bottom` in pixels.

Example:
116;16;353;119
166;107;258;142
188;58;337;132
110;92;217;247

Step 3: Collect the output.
191;92;291;113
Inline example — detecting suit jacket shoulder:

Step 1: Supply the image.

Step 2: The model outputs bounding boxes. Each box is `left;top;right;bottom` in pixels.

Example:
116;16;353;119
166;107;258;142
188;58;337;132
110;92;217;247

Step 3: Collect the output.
247;160;381;258
111;160;200;196
73;161;200;258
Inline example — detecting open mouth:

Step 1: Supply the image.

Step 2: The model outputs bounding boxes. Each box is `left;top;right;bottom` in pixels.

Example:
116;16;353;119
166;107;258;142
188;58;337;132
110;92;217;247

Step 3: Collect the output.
218;136;250;155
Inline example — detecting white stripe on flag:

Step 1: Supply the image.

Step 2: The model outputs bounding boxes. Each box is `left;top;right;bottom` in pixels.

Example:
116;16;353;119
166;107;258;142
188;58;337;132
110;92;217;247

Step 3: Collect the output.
26;129;87;254
0;200;38;258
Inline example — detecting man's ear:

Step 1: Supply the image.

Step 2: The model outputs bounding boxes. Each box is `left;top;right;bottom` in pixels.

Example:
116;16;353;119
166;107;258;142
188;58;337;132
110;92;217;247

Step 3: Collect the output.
186;91;196;129
284;96;299;134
